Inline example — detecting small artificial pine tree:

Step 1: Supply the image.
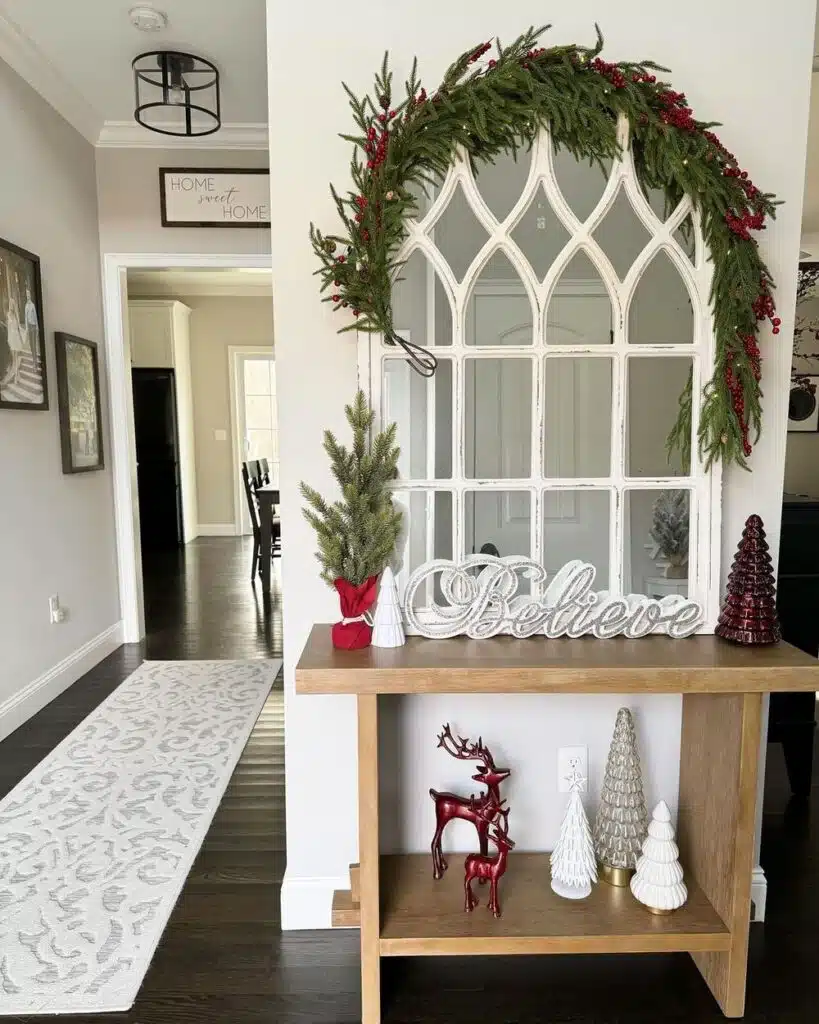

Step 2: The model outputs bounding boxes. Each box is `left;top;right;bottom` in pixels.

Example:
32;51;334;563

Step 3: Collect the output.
715;514;781;645
301;390;402;586
649;490;689;578
593;708;649;880
371;565;405;648
550;772;597;900
630;800;688;913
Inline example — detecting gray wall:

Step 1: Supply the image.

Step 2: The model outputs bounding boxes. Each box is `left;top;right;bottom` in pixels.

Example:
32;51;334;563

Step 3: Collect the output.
183;294;274;527
96;148;271;255
0;59;119;724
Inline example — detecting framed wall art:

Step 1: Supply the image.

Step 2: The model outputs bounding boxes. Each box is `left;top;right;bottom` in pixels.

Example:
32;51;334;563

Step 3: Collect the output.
159;167;271;227
55;333;104;474
0;237;46;410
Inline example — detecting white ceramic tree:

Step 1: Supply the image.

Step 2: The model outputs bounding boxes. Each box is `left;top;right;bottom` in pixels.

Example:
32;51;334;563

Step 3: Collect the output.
371;566;405;648
630;800;688;913
551;772;597;900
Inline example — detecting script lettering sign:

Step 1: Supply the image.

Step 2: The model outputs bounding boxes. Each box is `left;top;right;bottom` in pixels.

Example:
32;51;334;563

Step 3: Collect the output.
402;556;705;640
159;168;271;227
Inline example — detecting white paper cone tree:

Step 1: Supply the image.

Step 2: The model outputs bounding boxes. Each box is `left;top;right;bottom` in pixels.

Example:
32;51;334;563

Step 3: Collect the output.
551;774;597;900
593;708;649;870
630;800;688;912
371;566;405;648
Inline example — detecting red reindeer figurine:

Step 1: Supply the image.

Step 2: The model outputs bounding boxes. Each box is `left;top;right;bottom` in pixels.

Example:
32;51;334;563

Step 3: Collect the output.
464;806;516;918
429;724;510;880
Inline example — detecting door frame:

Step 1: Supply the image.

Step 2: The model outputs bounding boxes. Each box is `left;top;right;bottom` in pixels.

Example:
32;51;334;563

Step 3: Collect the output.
102;252;271;643
228;345;276;536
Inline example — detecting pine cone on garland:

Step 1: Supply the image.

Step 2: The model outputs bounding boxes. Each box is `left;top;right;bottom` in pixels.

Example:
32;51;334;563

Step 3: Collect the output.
715;514;781;646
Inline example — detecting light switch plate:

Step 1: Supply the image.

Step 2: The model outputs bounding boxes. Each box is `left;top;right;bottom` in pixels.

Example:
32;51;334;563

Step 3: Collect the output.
214;429;228;441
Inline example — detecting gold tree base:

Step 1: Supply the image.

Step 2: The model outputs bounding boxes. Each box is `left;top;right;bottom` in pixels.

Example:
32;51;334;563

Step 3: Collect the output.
645;905;675;916
598;863;634;887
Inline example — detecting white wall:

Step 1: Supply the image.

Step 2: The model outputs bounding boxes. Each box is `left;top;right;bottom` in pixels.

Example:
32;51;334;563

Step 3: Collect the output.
96;149;271;256
268;0;815;928
0;59;120;738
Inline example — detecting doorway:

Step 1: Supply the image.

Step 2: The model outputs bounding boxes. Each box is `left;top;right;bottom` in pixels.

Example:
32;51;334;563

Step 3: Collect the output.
132;367;185;551
102;253;274;642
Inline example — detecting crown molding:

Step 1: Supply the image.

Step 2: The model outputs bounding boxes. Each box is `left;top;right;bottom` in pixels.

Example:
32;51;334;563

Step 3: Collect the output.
0;4;101;142
96;121;269;150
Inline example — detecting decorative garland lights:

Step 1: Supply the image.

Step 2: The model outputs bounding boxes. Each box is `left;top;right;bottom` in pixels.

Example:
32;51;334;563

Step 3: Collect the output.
311;26;780;470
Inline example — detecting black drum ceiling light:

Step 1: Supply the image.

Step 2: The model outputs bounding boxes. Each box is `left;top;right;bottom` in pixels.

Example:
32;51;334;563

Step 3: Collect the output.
133;50;220;137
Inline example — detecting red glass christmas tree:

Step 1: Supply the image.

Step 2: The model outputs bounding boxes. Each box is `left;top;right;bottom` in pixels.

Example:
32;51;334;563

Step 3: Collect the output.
715;514;781;645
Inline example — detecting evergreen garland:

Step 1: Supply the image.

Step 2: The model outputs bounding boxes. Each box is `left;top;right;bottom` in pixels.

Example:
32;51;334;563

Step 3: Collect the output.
311;25;780;471
301;390;402;586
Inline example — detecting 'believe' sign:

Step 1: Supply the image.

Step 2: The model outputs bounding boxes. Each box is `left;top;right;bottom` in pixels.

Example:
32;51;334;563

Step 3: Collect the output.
160;168;270;227
402;556;705;640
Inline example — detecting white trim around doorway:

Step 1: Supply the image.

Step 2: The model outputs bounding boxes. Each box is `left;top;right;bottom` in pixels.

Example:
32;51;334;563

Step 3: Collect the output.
101;252;272;643
228;345;276;537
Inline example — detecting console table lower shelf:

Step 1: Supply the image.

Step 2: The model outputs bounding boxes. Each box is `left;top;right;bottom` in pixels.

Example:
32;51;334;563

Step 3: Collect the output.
295;627;819;1022
379;853;729;956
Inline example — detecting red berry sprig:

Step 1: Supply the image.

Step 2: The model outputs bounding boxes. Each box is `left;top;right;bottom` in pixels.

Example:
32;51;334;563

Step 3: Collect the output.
752;280;779;333
468;41;492;64
656;89;696;131
591;57;626;89
725;208;765;240
738;332;761;382
725;353;752;458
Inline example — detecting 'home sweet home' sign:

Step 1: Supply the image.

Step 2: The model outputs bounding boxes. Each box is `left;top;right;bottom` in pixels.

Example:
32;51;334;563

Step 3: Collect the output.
159;168;271;227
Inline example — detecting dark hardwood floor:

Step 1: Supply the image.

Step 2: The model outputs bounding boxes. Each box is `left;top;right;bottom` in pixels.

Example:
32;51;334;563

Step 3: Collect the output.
1;538;818;1022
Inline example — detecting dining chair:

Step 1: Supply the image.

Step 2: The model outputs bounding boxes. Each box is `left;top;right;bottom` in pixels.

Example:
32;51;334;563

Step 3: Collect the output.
244;459;263;488
241;465;263;580
242;464;282;580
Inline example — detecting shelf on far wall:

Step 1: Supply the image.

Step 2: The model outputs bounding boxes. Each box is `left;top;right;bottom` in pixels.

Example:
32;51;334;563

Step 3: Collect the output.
378;854;730;958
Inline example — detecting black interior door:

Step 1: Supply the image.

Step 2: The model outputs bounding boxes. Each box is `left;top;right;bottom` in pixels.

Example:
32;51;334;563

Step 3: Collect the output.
132;368;183;551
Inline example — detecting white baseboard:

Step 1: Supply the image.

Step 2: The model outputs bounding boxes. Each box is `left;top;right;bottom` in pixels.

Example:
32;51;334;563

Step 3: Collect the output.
197;523;238;537
751;866;767;922
280;870;349;930
0;622;123;742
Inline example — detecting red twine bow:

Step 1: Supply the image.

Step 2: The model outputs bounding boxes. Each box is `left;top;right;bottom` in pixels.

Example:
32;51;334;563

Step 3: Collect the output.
331;576;378;650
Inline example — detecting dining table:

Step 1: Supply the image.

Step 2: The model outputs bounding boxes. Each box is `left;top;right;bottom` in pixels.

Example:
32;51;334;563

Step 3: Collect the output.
255;484;280;591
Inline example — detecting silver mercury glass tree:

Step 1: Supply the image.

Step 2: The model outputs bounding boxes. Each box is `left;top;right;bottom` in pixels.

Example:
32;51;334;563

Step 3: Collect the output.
593;707;649;886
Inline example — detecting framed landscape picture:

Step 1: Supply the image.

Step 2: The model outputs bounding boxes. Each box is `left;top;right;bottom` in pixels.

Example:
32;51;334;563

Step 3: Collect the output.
55;333;104;473
0;238;46;410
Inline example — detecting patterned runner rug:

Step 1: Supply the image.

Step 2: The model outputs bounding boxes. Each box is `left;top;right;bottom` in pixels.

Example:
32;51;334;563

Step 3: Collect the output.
0;659;280;1014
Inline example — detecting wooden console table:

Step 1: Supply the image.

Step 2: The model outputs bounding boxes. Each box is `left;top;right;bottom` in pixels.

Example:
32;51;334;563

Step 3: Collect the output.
296;626;819;1022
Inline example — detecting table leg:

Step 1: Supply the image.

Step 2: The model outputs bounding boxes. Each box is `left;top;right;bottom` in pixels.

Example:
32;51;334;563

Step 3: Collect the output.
678;692;762;1018
358;694;381;1024
259;498;271;592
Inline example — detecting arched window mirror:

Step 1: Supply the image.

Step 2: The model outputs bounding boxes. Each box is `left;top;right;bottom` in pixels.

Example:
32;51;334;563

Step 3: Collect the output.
360;122;721;628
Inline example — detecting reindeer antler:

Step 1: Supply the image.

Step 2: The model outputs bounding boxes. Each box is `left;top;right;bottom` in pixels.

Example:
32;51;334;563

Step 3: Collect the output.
436;723;497;771
475;797;506;823
490;806;515;848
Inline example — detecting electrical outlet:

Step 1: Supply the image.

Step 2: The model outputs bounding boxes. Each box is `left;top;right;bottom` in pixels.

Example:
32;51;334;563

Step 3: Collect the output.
558;746;588;793
49;595;65;624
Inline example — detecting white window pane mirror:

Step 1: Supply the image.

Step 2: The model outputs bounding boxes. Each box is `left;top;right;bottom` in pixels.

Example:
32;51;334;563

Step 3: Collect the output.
363;120;721;629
